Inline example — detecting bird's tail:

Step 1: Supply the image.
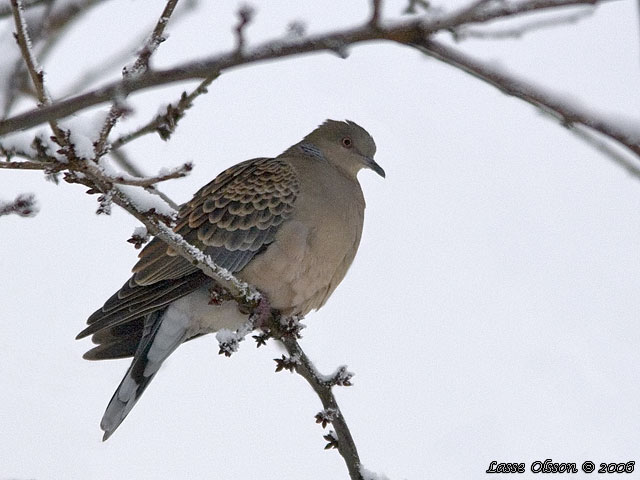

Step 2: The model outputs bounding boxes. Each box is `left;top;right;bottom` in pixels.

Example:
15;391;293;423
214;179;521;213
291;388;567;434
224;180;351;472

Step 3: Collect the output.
100;308;189;440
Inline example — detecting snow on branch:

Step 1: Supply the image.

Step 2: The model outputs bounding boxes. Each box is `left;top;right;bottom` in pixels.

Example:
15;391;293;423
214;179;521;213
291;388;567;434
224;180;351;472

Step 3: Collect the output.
1;2;635;479
0;192;38;217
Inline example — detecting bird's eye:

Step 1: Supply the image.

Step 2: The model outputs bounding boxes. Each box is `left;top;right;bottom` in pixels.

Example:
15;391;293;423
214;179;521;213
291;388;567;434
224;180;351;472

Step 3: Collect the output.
341;137;353;148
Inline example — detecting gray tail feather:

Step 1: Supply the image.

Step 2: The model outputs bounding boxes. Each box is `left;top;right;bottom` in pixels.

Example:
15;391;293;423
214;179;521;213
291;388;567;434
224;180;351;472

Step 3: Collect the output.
100;309;187;440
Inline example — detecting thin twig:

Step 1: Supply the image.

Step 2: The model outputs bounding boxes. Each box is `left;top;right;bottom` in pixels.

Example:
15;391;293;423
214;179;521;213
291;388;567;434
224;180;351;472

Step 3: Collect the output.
123;0;180;78
370;0;382;27
0;0;48;18
110;74;218;150
9;0;65;140
452;8;594;40
568;125;640;178
108;148;144;177
2;0;106;117
234;4;254;55
270;320;363;480
108;148;181;210
94;0;180;156
1;0;616;135
61;0;196;97
105;162;192;187
410;38;640;160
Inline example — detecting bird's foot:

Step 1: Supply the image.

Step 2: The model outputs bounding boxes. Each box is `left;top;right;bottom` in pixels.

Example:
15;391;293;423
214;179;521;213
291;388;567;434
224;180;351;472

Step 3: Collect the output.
251;295;273;329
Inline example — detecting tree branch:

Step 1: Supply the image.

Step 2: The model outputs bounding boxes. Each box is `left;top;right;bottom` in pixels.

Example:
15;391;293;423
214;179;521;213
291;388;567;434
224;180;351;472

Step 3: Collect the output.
451;8;594;40
409;38;640;163
77;159;262;305
0;0;48;18
94;0;180;156
105;162;192;187
9;0;65;140
123;0;179;78
110;74;218;150
276;328;363;480
0;0;616;135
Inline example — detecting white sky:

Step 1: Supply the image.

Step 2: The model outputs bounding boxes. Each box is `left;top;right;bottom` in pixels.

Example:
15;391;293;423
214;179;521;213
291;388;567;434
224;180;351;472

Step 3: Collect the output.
1;1;639;479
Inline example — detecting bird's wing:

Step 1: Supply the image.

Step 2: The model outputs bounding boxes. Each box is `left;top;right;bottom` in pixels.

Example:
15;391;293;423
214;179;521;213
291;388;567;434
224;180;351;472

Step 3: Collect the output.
77;156;300;344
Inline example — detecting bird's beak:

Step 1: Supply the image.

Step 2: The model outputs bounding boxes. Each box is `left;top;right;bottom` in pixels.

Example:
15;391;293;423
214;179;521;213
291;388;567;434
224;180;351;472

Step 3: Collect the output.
364;156;386;178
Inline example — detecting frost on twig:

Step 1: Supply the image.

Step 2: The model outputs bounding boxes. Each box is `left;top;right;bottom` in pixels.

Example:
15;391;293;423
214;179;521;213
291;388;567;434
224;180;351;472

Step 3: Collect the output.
127;226;150;249
323;430;339;450
274;353;301;372
216;328;243;357
0;192;39;217
360;465;391;480
315;408;338;428
319;365;354;387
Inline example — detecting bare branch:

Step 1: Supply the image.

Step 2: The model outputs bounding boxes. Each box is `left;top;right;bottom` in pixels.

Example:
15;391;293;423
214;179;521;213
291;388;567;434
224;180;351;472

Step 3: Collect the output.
452;8;594;40
60;1;196;97
106;162;192;187
111;74;218;150
370;0;382;27
269;318;363;480
0;0;616;135
568;125;640;179
409;38;640;162
2;0;106;118
0;0;48;17
234;4;254;55
108;149;181;210
0;192;38;217
9;0;69;146
94;0;181;157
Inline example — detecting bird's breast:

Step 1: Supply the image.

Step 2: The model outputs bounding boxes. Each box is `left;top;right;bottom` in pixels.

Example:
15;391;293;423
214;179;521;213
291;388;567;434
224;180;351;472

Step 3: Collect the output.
238;167;365;316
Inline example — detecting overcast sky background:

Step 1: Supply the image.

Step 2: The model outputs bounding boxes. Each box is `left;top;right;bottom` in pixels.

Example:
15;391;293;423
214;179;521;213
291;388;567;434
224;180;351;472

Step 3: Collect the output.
1;0;639;479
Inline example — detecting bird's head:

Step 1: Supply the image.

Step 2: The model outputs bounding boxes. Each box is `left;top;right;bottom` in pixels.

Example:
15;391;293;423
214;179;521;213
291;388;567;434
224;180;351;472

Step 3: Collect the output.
301;119;385;179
